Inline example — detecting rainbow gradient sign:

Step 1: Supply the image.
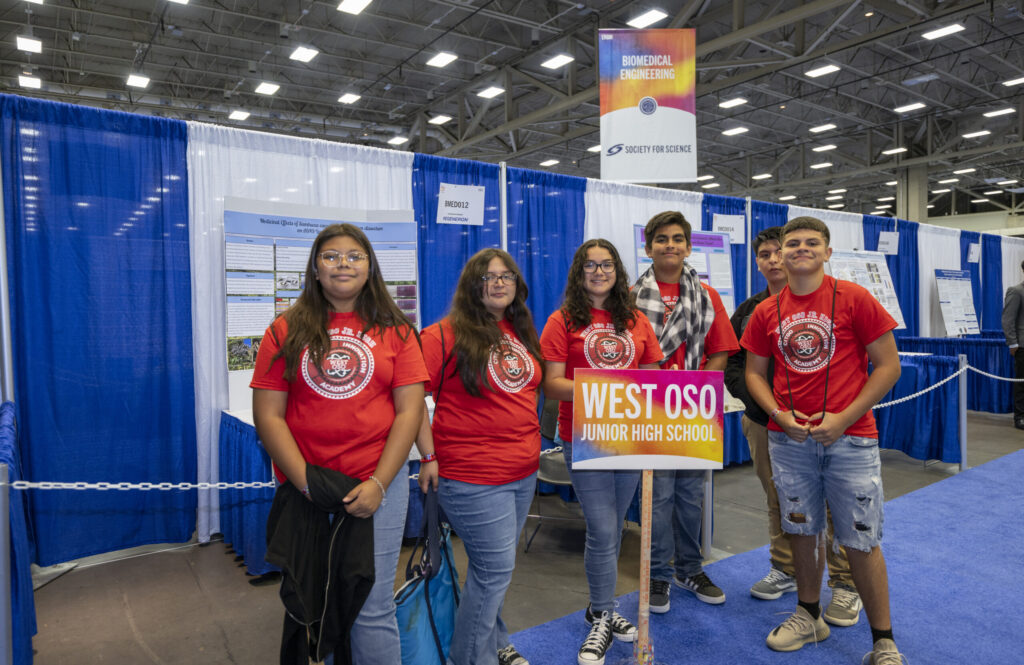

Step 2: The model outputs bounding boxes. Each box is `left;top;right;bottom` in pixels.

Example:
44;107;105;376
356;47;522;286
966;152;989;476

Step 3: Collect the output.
572;369;723;470
598;28;697;183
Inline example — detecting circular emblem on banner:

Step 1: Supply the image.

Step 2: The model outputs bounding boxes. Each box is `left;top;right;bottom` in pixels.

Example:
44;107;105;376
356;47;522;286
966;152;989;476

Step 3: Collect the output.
638;96;658;115
302;334;375;399
583;328;635;369
488;336;535;393
778;316;835;373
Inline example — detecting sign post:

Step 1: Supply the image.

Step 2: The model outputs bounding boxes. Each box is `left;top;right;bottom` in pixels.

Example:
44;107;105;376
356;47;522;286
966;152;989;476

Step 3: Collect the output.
572;368;724;664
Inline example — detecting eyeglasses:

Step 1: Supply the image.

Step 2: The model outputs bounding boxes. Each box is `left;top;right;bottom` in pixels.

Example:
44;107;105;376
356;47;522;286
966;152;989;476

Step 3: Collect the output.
481;271;517;284
582;260;616;273
319;251;368;266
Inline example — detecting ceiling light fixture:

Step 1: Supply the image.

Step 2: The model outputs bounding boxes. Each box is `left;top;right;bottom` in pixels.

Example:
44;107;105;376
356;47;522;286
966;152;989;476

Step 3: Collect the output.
922;23;965;40
997;179;1019;185
752;173;772;180
938;178;959;184
387;136;409;145
126;73;150;88
696;175;715;181
882;147;907;155
719;97;747;109
255;81;280;95
1002;77;1024;87
722;126;749;136
932;188;951;194
893;102;926;113
813;144;837;152
886;180;898;186
540;159;559;167
477;86;504;99
338;93;361;104
971;198;989;204
805;64;840;78
19;75;41;89
983;190;1002;195
826;195;843;201
587;145;602;152
779;195;796;201
953;168;976;174
426;51;458;68
876;204;892;209
828;203;845;209
168;0;189;4
878;196;895;202
810;123;837;133
428;114;451;125
337;0;373;15
983;108;1015;118
962;130;991;139
228;110;250;121
701;182;720;189
16;35;42;53
828;188;847;194
289;46;319;63
810;162;833;169
541;54;574;69
626;9;668;28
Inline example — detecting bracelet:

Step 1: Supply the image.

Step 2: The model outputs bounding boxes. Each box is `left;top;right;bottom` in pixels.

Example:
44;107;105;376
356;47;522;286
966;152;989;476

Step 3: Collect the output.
368;475;387;506
420;453;437;463
300;485;311;500
769;408;781;422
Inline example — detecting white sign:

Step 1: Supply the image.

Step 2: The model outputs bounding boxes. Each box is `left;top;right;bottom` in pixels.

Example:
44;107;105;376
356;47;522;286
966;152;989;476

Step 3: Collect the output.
712;214;745;244
876;231;899;255
436;182;485;226
967;242;980;263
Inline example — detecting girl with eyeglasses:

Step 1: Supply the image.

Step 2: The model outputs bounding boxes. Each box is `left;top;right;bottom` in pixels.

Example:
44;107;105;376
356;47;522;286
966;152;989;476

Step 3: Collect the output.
251;223;427;664
415;248;543;665
539;239;663;665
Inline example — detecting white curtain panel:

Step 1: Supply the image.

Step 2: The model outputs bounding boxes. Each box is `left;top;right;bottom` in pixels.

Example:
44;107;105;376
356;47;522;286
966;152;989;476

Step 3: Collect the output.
583;179;703;280
916;224;962;338
786;205;865;251
186;122;414;541
1001;235;1024;296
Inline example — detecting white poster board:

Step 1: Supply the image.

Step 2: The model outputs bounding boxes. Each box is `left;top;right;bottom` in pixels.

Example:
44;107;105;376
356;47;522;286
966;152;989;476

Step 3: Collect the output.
934;269;980;336
634;226;735;313
827;249;906;329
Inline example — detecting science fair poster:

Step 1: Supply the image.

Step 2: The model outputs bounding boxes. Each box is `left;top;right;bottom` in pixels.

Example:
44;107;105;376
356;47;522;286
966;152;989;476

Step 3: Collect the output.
572;369;723;470
598;28;697;183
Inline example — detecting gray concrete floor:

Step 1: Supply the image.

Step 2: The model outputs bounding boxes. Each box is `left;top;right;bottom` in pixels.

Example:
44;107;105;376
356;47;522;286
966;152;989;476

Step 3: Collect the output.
29;411;1022;664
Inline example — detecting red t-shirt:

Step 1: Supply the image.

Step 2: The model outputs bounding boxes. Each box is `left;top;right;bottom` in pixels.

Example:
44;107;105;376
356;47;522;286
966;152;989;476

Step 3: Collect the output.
540;307;664;443
658;281;740;369
421;318;542;485
250;311;428;482
740;275;897;438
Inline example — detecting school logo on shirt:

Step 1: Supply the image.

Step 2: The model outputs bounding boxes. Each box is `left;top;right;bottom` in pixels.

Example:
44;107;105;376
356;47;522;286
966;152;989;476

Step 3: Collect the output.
661;294;678;314
488;335;535;393
302;333;375;399
778;312;835;373
582;324;636;369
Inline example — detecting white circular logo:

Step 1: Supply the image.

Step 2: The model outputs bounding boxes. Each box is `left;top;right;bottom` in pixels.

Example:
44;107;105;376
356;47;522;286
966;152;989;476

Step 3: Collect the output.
487;335;535;394
582;328;635;369
301;334;375;399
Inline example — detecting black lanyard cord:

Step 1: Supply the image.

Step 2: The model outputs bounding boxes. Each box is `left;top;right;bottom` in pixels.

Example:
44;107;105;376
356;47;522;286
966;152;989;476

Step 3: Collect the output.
775;277;838;421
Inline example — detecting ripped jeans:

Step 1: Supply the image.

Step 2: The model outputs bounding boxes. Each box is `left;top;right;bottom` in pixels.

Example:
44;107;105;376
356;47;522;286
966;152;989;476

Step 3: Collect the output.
767;431;884;553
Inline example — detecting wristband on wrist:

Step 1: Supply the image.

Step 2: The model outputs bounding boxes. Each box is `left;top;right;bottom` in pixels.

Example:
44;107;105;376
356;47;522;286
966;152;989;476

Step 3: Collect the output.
368;475;387;505
420;453;437;463
769;407;782;422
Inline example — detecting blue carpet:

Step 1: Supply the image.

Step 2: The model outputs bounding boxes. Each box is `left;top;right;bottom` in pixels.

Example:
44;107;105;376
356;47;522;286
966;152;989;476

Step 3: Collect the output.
513;450;1024;665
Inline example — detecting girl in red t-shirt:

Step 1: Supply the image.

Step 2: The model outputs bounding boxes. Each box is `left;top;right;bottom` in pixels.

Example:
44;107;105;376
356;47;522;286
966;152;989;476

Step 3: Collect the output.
415;248;543;665
540;239;663;665
251;223;427;664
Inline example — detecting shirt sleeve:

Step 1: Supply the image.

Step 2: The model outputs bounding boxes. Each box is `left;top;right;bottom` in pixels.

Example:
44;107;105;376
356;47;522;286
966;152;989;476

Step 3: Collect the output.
702;284;741;357
741;302;774;359
635;312;666;365
850;284;898;346
390;327;430;389
420;323;443;394
540;311;570;362
250;317;289;391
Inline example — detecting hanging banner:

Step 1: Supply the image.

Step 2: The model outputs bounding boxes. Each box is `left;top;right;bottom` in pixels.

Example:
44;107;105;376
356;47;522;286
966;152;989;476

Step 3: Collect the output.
571;368;723;470
599;28;697;183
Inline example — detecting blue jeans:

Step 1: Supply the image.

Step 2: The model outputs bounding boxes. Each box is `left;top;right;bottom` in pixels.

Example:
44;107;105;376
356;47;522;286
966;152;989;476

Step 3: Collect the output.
768;431;885;553
558;432;640;613
649;469;705;580
348;472;409;665
439;473;537;665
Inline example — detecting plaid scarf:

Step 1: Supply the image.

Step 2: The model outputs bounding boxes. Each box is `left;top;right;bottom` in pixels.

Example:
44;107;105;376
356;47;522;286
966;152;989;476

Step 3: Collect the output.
633;263;714;370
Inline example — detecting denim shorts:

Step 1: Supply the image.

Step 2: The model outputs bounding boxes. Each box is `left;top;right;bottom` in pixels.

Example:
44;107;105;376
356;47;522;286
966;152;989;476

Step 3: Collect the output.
767;431;885;552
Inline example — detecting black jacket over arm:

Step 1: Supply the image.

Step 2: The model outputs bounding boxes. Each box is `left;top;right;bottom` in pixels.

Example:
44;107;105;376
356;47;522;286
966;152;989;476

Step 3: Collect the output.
725;289;774;428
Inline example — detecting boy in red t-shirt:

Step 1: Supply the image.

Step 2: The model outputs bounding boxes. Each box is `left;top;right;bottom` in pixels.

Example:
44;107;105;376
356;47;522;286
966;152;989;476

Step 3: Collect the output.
632;211;739;613
741;217;903;664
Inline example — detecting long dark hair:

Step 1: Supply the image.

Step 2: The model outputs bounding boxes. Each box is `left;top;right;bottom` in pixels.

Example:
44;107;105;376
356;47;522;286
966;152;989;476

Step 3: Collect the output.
448;248;543;397
562;238;637;334
271;223;416;380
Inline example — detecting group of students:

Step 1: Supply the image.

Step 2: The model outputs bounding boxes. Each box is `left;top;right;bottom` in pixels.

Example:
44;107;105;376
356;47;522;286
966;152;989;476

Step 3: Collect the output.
250;212;905;665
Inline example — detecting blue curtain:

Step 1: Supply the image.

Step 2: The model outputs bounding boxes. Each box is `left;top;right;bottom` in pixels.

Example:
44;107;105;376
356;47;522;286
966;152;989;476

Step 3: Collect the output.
1;402;35;665
896;337;1011;413
862;214;895;252
980;233;1004;334
506;168;587;328
959;230;983;332
875;355;960;462
701;193;748;304
886;219;920;337
411;154;501;327
1;94;196;565
748;200;789;294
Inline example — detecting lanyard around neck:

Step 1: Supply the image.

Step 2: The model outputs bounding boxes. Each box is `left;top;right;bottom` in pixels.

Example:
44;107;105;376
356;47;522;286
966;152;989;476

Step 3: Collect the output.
775;277;838;419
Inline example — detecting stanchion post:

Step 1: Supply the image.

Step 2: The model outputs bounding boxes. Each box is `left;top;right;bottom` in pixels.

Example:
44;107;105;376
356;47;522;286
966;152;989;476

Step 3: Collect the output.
2;463;13;665
701;469;713;557
632;469;655;665
958;354;968;473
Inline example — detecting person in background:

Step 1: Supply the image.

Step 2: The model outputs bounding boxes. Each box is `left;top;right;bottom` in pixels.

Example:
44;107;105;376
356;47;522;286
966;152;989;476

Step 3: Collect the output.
251;223;427;664
630;211;739;613
540;239;664;665
416;248;543;665
742;217;903;664
1001;260;1024;430
725;226;861;626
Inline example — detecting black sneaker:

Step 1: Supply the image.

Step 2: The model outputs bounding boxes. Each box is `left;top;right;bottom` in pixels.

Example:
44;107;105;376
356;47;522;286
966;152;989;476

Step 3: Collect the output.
577;610;613;665
585;605;637;642
650;578;670;614
498;644;530;665
673;571;726;605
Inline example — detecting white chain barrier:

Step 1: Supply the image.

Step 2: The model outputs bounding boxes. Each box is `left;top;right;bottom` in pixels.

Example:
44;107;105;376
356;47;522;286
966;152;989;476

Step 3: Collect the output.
5;362;1019;492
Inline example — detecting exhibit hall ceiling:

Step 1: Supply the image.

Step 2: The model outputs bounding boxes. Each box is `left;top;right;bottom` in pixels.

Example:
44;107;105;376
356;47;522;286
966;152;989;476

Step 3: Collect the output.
2;0;1022;218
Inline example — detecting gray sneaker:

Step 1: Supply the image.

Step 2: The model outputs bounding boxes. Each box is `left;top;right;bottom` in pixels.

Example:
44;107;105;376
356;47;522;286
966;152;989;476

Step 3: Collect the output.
498;644;529;665
861;638;908;664
824;586;862;626
750;567;798;600
766;605;830;652
649;579;670;614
